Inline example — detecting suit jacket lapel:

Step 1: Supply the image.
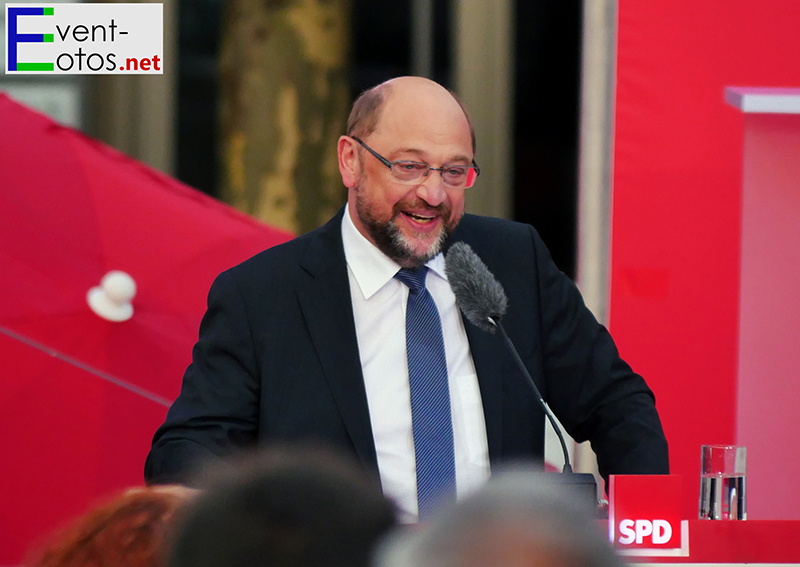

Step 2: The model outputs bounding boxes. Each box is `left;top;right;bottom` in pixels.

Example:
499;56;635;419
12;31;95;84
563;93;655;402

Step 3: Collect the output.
449;220;507;464
295;210;378;471
462;311;505;463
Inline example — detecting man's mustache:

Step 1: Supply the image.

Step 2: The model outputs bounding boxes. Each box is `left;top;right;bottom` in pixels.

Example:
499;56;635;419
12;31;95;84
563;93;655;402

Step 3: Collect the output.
391;199;452;218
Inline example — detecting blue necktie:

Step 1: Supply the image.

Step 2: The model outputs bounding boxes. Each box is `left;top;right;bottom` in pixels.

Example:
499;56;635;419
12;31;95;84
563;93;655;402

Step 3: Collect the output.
394;267;456;520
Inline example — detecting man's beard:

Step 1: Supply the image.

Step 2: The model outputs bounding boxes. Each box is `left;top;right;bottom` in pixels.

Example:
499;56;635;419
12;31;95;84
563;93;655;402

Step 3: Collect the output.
355;184;459;269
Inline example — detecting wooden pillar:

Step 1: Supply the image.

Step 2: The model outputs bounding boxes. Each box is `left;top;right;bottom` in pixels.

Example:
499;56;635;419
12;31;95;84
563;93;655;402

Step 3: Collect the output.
219;0;351;235
452;0;514;220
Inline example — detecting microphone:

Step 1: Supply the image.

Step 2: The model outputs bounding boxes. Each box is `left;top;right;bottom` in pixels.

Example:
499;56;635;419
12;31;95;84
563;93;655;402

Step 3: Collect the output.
444;241;508;333
444;242;587;482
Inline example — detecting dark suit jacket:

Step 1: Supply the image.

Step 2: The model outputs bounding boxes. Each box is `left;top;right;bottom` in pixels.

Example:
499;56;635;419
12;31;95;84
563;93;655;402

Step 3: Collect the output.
145;209;668;484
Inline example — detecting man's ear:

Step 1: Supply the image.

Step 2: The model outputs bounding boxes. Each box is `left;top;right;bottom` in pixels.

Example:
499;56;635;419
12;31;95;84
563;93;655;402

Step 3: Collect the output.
337;136;360;189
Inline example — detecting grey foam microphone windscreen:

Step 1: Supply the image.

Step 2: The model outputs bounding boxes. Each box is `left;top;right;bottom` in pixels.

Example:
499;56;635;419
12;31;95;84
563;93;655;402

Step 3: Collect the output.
444;242;508;333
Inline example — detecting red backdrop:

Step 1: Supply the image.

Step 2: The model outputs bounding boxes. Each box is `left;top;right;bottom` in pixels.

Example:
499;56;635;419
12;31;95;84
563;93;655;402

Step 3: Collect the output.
0;96;293;562
610;0;800;518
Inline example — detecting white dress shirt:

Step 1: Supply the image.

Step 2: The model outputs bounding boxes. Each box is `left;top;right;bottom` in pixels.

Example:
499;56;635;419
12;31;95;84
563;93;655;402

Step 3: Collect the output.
341;206;491;523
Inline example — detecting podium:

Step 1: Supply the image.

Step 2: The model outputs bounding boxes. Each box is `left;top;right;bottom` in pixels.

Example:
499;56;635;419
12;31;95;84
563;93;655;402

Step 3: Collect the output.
627;520;800;565
609;475;800;564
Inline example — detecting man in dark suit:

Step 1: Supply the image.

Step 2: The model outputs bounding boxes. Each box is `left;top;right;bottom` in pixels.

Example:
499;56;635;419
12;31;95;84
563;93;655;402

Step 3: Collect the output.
146;77;668;521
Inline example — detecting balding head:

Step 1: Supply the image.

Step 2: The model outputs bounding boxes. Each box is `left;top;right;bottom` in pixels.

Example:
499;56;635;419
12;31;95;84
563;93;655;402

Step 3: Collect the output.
347;77;476;154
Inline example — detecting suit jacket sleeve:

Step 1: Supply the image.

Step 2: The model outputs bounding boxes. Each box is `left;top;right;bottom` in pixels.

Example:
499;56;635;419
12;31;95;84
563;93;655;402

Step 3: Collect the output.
145;270;260;484
528;226;669;479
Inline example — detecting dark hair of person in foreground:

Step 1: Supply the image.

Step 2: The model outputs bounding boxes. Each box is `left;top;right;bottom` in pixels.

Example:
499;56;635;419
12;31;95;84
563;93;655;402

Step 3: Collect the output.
26;485;194;567
377;466;624;567
168;446;397;567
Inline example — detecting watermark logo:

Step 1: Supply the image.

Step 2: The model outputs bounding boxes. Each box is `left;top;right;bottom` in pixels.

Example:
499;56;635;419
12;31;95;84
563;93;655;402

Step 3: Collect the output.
5;3;163;74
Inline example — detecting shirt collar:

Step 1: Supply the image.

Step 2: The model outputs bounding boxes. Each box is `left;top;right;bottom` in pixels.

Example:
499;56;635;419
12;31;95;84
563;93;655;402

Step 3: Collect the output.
341;204;448;301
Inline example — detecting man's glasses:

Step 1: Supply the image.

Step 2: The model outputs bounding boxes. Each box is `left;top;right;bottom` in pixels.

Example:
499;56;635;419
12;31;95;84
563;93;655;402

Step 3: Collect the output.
353;137;481;189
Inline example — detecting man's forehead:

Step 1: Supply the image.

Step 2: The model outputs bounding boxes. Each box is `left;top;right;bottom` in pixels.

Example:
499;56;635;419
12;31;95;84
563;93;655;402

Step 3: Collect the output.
370;87;472;153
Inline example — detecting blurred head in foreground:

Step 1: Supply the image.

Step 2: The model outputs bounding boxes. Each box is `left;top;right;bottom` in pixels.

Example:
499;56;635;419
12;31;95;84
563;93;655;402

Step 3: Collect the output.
168;446;397;567
378;468;623;567
27;485;194;567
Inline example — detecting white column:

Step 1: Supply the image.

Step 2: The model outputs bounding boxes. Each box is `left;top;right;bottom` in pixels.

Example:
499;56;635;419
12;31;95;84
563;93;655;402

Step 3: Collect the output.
575;0;618;482
576;0;617;325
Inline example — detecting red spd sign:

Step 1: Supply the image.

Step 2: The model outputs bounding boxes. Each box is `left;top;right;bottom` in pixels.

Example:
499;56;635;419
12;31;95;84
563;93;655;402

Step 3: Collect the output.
608;475;687;556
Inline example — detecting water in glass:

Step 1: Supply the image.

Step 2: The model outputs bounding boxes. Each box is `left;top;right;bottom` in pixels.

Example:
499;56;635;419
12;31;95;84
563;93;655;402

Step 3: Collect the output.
699;473;746;520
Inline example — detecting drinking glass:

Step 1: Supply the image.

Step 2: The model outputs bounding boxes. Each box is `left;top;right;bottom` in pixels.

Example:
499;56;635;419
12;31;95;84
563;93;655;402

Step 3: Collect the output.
699;444;746;520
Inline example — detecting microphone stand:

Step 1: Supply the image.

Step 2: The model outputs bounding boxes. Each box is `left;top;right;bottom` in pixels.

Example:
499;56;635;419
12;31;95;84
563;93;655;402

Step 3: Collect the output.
490;316;598;504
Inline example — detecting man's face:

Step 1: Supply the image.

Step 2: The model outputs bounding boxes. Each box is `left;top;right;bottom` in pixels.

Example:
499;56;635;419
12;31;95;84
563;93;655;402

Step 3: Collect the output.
352;166;462;268
345;82;473;268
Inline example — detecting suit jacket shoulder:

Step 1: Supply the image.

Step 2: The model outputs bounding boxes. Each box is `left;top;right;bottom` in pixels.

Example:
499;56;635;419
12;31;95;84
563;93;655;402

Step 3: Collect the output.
146;210;378;483
449;213;669;478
